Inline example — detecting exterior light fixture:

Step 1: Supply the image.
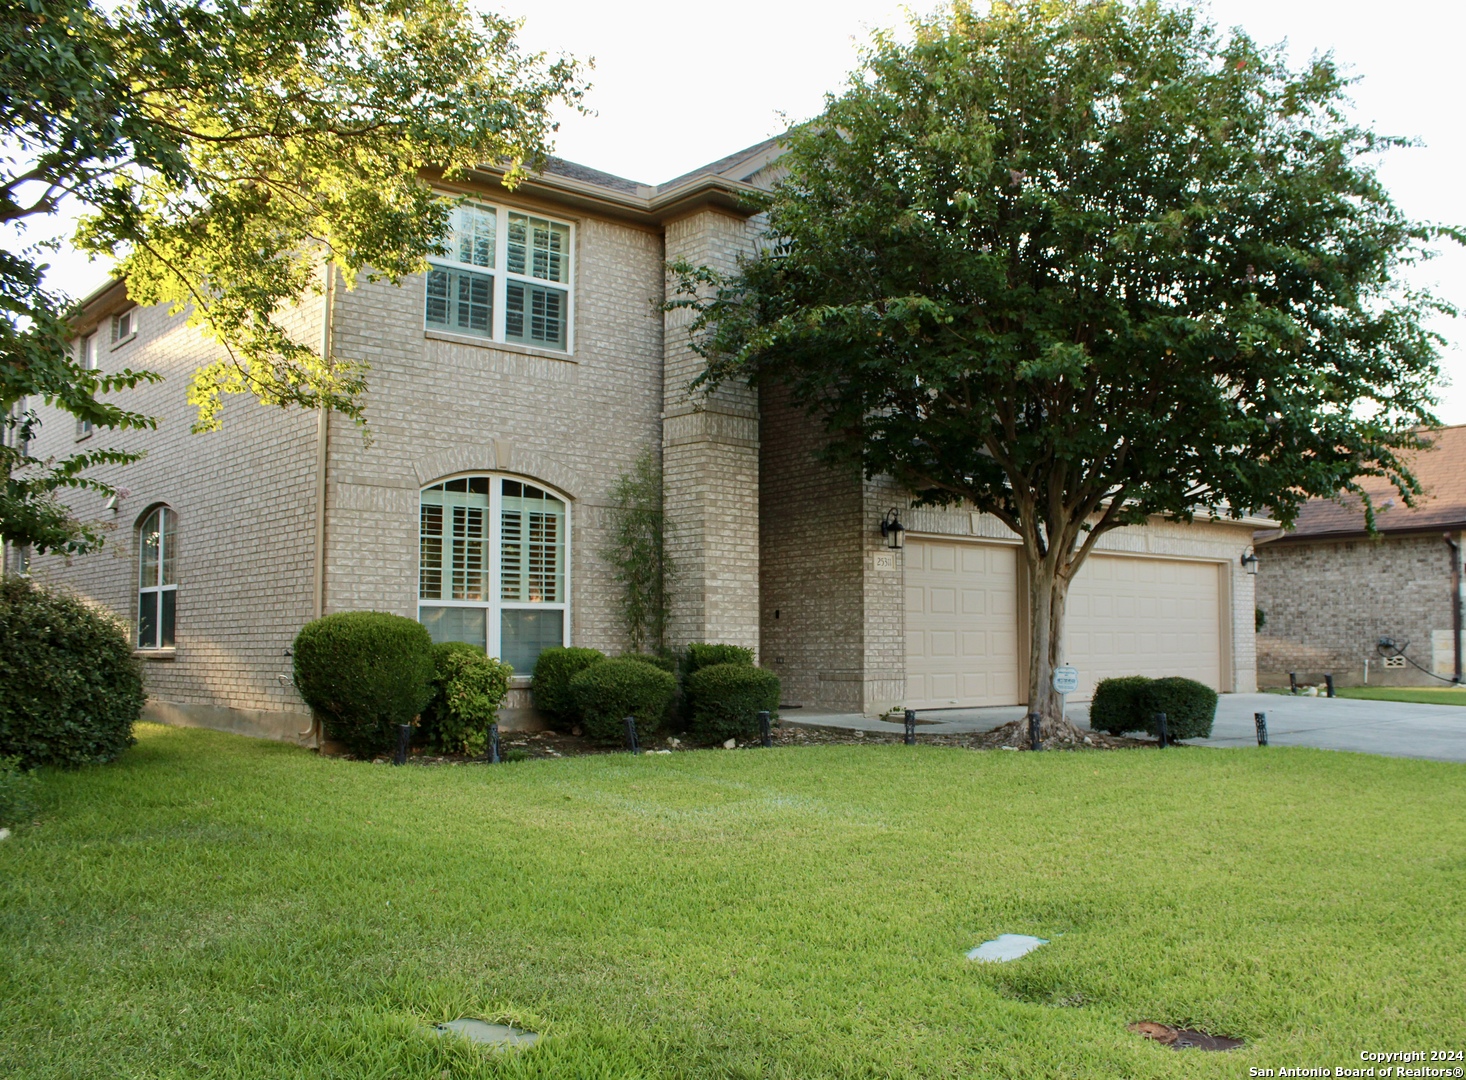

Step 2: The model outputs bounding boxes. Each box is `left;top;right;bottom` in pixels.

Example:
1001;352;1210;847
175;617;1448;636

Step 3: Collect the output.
881;508;906;550
1240;548;1259;575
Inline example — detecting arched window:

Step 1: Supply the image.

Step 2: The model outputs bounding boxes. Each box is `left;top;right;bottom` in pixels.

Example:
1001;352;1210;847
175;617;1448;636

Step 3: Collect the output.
418;475;569;673
137;505;177;649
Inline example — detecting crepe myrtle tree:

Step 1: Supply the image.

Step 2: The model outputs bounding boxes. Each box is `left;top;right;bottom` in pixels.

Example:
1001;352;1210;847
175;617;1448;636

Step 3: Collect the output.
1;0;584;553
669;1;1459;732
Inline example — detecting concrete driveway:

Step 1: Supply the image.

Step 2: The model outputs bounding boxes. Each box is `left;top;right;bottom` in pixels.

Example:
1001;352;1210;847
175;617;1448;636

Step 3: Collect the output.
782;692;1466;763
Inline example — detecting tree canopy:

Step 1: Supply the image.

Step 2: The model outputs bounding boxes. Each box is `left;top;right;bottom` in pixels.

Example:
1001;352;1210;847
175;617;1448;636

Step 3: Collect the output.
2;0;583;553
672;0;1460;723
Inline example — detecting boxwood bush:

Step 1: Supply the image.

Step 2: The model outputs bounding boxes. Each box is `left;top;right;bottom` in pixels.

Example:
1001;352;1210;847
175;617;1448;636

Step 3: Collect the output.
531;646;605;726
1088;675;1153;735
622;652;678;673
682;642;753;676
686;663;780;743
421;642;513;755
1140;677;1218;740
293;611;435;758
0;576;143;768
568;656;676;744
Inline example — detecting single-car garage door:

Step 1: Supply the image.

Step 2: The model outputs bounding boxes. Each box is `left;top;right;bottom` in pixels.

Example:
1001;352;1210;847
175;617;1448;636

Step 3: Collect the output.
905;540;1019;709
1065;555;1222;698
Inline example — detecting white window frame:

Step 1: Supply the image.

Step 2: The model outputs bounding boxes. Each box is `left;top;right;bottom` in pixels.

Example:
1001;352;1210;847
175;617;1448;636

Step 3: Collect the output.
137;505;177;650
76;332;99;439
423;200;575;355
416;473;573;669
111;308;136;346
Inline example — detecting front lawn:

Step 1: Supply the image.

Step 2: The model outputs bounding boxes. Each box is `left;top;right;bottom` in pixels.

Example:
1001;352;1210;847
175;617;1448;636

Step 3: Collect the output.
2;725;1462;1079
1335;685;1466;706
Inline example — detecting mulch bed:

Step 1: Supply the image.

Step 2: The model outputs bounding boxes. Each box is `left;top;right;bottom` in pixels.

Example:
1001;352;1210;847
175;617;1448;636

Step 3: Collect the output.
362;721;1163;764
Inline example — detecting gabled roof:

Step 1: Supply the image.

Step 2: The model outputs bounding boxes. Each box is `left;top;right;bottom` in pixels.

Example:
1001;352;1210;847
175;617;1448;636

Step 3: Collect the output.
1258;424;1466;543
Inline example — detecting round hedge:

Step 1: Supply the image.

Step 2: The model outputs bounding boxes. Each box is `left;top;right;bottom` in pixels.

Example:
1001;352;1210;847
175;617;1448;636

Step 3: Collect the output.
1140;677;1218;740
568;656;676;744
421;642;513;755
0;576;143;768
531;646;605;726
1088;675;1153;735
293;611;435;758
686;662;780;743
681;642;754;680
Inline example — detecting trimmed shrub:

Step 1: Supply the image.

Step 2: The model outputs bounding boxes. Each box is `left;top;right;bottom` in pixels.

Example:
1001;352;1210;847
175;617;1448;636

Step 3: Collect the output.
531;647;606;725
1140;677;1218;740
568;657;677;744
622;652;678;674
686;663;780;743
293;611;435;758
0;576;143;768
0;756;38;827
421;642;513;755
682;642;754;679
1088;675;1153;734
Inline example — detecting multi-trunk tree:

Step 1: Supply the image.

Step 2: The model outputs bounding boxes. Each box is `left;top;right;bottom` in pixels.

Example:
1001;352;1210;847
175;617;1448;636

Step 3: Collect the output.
672;0;1457;730
2;0;584;553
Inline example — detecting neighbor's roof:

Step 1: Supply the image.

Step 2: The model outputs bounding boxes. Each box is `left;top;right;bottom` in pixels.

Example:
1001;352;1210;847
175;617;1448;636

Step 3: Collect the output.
1258;424;1466;543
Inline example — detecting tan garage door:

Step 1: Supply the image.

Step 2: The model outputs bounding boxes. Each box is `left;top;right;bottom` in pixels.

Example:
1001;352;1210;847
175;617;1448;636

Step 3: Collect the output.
1065;555;1222;698
905;540;1020;709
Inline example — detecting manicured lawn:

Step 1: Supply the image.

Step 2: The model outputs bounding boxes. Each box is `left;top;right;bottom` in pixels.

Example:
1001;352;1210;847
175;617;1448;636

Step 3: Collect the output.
2;725;1463;1079
1335;686;1466;706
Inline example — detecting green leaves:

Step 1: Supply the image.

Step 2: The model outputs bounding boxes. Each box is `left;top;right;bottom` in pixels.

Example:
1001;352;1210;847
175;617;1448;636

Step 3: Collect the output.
2;0;585;550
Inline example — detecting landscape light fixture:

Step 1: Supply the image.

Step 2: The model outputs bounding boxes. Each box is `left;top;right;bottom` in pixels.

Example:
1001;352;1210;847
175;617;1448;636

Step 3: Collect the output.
1240;548;1259;575
881;508;906;550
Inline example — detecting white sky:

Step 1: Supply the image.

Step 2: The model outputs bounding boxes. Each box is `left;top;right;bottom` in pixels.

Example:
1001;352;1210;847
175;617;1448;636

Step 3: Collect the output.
25;0;1466;421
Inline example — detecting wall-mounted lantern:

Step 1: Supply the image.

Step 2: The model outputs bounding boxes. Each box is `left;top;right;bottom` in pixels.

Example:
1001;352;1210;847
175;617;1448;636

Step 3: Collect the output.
881;508;906;550
1240;547;1259;575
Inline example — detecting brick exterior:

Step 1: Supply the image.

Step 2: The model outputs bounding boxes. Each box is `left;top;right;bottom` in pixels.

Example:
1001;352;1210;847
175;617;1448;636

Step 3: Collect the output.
18;148;1268;737
1255;532;1464;687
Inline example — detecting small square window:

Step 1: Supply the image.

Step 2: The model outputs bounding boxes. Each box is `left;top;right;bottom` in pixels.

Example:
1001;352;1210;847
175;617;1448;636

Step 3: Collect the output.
112;309;135;343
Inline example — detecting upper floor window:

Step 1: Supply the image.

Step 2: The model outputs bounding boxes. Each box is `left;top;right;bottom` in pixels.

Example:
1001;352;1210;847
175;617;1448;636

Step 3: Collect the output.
425;203;573;353
112;308;136;344
418;475;569;673
137;505;177;649
77;332;99;439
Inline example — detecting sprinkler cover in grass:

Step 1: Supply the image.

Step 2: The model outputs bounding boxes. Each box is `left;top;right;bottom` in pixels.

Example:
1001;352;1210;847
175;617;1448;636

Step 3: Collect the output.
433;1019;539;1048
967;934;1049;962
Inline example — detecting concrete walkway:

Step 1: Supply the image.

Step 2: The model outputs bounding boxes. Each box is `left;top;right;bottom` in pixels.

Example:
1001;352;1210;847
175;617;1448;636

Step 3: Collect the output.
781;693;1466;764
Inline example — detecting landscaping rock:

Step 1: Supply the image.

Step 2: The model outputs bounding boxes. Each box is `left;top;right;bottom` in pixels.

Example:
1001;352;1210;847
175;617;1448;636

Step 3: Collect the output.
967;934;1049;962
1128;1021;1243;1051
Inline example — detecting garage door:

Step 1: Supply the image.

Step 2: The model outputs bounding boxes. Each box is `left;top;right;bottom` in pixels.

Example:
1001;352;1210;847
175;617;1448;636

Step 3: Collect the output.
905;541;1020;709
1065;555;1222;698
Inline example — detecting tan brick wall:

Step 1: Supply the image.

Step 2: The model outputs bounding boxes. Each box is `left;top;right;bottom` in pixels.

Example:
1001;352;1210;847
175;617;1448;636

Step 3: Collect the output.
1255;532;1462;686
23;287;323;728
661;209;761;654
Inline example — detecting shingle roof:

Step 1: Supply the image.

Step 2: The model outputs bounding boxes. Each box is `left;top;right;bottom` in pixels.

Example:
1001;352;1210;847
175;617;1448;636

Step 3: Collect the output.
657;136;785;191
1260;424;1466;542
540;157;645;194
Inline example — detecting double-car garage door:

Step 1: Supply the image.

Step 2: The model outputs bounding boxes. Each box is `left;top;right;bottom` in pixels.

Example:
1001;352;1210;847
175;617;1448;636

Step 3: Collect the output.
905;540;1223;710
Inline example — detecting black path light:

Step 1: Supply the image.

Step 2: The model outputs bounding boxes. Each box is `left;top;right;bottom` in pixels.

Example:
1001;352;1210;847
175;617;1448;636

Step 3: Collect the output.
624;715;640;755
759;710;773;747
487;722;501;764
1027;711;1042;751
880;508;906;550
1155;712;1169;748
1255;712;1269;746
393;722;411;765
904;709;917;745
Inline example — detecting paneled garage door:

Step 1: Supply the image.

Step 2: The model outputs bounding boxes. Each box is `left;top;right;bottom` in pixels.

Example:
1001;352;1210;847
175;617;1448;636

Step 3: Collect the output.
904;541;1225;710
905;541;1019;709
1065;555;1222;698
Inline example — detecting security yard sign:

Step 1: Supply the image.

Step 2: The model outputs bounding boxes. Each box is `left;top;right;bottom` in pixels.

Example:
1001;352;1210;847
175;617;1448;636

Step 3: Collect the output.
1052;666;1080;695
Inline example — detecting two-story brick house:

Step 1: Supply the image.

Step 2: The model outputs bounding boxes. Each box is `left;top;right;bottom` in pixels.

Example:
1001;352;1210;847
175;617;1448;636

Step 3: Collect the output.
15;139;1263;740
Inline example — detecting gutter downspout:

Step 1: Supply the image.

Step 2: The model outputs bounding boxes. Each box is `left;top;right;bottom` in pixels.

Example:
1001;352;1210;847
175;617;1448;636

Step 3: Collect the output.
1448;532;1463;685
302;263;334;744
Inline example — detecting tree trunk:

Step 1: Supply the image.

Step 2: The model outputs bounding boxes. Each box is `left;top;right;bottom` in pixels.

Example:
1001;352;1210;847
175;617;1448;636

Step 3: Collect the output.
1024;548;1084;739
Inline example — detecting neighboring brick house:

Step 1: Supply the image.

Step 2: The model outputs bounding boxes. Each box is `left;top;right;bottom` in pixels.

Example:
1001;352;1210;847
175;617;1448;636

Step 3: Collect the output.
1254;425;1466;688
13;140;1264;739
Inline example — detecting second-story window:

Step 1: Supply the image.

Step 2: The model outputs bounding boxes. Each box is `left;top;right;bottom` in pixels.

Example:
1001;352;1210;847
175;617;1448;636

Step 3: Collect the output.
425;202;573;352
76;332;99;439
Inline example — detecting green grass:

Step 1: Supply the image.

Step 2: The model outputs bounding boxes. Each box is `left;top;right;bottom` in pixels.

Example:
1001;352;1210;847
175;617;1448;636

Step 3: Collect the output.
2;725;1464;1079
1335;685;1466;706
